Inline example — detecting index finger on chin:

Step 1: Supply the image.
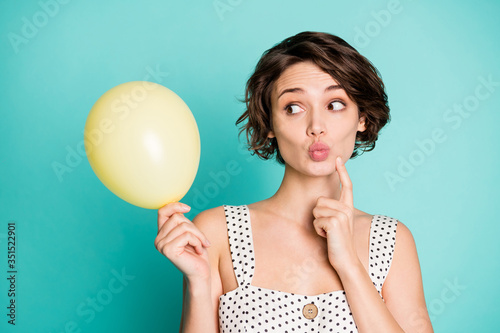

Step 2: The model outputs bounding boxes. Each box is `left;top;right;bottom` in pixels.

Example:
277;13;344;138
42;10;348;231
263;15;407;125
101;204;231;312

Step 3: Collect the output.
336;156;354;207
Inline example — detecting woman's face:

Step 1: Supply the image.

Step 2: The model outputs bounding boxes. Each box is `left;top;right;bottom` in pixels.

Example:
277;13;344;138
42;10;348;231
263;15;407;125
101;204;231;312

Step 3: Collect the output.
269;61;366;177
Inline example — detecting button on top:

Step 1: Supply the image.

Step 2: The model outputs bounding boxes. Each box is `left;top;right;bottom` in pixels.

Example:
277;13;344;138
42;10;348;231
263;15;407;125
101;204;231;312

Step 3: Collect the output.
302;303;318;319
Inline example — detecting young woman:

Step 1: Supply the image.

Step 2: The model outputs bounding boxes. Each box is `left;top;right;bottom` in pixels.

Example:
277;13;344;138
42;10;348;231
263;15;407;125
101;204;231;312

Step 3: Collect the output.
155;31;433;333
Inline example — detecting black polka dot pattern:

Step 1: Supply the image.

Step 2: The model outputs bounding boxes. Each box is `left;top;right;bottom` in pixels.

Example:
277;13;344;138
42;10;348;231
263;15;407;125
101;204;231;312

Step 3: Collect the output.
368;215;398;301
218;205;398;332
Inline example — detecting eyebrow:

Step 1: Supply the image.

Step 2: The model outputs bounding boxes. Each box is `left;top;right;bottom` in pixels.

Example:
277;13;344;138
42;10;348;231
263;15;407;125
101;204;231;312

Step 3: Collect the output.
277;84;342;99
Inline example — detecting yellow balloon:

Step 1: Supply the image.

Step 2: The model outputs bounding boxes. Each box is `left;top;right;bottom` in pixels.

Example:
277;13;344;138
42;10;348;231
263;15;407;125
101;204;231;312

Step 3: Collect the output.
84;81;200;209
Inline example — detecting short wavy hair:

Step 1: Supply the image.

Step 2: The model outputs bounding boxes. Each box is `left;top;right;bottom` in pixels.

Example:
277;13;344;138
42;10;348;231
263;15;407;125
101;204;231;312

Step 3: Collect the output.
236;31;390;164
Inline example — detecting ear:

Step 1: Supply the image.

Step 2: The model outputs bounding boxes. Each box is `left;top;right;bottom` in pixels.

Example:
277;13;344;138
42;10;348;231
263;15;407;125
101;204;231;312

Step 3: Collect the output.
357;115;366;132
267;130;275;139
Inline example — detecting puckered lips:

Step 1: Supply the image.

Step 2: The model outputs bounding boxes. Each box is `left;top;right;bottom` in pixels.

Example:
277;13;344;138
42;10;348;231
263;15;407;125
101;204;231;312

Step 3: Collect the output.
308;142;330;162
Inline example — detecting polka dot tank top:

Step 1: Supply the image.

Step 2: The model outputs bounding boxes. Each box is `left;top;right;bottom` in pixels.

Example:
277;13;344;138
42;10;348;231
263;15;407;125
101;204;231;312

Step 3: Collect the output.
218;205;398;333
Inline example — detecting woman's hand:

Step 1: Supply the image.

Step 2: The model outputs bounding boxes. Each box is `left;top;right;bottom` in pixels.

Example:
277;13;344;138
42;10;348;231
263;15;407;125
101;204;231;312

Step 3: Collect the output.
155;202;212;282
312;156;359;272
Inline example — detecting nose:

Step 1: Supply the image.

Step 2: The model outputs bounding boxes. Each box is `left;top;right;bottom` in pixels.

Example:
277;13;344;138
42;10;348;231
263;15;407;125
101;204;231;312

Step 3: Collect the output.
306;107;326;137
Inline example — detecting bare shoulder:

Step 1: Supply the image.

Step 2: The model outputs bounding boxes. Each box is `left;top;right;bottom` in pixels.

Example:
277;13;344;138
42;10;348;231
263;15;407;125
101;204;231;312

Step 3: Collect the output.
373;216;418;258
390;218;416;250
395;219;414;239
191;205;228;252
373;214;415;247
391;219;421;278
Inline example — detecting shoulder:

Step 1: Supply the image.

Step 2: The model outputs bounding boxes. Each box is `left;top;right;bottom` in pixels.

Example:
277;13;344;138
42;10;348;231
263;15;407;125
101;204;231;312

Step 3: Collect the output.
382;217;420;280
385;217;415;248
191;205;228;233
192;205;227;226
191;205;230;253
395;219;413;240
371;215;414;246
392;219;418;259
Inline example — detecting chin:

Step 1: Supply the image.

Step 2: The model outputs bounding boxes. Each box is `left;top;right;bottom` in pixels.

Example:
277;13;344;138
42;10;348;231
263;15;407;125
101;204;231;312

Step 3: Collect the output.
302;159;337;177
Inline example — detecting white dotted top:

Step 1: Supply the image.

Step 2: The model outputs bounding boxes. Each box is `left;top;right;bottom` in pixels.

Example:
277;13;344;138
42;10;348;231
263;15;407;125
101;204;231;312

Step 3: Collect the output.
218;205;398;332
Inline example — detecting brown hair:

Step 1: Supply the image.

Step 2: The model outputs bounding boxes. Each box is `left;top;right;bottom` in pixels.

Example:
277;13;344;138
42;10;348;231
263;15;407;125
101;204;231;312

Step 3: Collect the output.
235;31;390;164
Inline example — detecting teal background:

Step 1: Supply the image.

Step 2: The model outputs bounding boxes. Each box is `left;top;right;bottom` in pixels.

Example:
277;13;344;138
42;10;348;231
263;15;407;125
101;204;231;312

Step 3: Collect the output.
1;0;499;332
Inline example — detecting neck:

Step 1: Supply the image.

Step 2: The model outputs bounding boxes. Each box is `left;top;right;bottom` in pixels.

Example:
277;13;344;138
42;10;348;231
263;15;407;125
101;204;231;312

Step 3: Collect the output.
265;164;342;228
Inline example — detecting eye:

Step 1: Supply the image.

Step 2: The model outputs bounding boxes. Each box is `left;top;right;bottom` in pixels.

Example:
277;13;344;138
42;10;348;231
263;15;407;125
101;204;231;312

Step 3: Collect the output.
284;104;304;115
327;101;345;112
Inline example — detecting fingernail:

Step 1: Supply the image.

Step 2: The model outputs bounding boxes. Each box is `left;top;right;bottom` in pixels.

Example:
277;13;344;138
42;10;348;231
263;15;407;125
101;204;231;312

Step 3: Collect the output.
182;204;191;211
337;156;343;165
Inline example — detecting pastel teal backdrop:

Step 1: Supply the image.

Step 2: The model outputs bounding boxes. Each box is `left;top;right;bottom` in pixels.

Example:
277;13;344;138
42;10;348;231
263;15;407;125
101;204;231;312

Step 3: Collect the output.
1;0;499;332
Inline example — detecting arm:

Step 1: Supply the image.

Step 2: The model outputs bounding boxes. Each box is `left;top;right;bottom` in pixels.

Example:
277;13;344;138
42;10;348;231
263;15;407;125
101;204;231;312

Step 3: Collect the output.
337;221;433;333
382;222;433;332
179;208;225;333
312;157;432;332
179;275;217;333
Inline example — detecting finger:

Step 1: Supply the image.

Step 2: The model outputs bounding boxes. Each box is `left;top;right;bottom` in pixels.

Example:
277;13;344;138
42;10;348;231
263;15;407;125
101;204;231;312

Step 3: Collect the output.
313;212;351;237
314;196;351;212
157;212;211;248
312;205;342;219
336;156;353;207
312;206;352;223
157;220;211;249
158;202;191;229
157;212;187;237
158;231;205;257
312;217;330;238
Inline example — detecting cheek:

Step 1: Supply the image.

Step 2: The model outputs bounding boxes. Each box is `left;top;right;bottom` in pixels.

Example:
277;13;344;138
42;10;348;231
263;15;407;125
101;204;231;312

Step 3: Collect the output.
329;121;358;140
274;129;298;148
327;121;360;155
272;126;304;161
273;120;300;142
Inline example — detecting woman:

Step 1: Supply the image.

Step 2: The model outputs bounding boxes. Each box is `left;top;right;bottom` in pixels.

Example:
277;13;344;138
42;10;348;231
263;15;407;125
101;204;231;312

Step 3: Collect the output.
155;31;433;332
